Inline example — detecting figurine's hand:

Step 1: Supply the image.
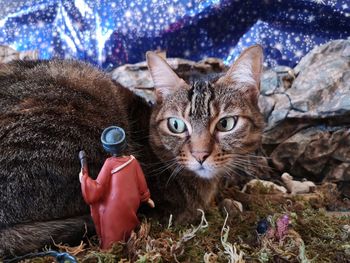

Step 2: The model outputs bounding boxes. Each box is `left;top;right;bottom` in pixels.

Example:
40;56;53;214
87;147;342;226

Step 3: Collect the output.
79;169;83;183
147;198;155;208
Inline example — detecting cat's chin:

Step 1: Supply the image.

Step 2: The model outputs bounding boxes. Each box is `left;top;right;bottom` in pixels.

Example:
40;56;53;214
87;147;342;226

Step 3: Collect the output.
192;167;216;180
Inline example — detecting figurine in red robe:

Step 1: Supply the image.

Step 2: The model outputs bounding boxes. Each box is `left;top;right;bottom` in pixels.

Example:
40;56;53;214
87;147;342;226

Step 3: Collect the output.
79;126;154;250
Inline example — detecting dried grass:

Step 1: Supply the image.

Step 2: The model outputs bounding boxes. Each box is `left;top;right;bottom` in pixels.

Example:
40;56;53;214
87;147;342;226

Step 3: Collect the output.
9;183;350;263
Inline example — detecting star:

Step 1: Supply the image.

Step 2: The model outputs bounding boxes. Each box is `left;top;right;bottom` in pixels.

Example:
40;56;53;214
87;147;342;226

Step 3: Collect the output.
294;50;303;57
37;21;45;28
168;5;175;14
124;10;132;18
184;50;190;57
274;43;283;51
308;15;315;22
312;0;326;4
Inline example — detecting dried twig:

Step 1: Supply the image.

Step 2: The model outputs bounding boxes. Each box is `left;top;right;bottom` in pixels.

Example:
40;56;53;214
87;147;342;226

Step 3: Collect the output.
221;208;245;263
179;209;208;243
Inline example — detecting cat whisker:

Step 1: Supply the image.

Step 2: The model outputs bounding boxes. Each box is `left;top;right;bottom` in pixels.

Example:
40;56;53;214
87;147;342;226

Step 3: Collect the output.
217;155;271;171
148;158;177;166
230;153;272;167
238;154;272;161
233;157;270;168
147;158;179;176
225;162;258;179
240;163;273;172
221;165;241;180
166;165;184;187
148;156;179;167
231;159;263;173
148;162;177;175
232;148;272;160
218;152;270;161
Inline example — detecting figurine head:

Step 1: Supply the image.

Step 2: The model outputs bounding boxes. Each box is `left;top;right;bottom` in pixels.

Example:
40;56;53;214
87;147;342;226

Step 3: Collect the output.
101;126;126;156
281;172;293;182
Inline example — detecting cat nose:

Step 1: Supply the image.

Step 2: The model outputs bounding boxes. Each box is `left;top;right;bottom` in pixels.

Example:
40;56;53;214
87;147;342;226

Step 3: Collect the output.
191;151;209;165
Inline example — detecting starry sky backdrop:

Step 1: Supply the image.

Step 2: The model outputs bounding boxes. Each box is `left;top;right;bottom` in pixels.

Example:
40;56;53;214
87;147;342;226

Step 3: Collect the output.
0;0;349;69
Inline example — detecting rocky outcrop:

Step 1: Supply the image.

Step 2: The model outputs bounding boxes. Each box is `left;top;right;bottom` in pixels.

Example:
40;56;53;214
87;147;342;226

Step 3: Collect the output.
260;40;350;197
0;45;38;63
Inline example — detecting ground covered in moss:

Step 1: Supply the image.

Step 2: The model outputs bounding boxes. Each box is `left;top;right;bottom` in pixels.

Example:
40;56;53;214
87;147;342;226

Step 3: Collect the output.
9;183;350;263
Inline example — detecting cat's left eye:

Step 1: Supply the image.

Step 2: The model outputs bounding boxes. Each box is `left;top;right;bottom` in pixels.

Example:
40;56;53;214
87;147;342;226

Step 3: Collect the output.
216;116;237;132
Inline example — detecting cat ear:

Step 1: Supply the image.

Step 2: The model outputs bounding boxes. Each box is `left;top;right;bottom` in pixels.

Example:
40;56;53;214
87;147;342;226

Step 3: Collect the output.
146;51;188;102
220;45;263;91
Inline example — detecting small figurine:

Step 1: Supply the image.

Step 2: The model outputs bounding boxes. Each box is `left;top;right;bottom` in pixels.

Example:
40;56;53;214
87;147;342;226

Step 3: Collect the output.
241;179;287;194
281;172;316;195
79;126;154;250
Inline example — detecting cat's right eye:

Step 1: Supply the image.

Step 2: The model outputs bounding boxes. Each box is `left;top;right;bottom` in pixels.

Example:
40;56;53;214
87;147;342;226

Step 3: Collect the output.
167;117;187;134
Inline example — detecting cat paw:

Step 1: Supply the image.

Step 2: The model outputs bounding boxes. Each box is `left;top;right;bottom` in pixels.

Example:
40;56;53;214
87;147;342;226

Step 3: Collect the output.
174;209;203;225
219;198;243;218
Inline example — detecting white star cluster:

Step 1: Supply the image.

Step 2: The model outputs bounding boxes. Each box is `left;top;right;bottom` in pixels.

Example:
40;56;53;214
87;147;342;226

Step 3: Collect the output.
0;0;348;68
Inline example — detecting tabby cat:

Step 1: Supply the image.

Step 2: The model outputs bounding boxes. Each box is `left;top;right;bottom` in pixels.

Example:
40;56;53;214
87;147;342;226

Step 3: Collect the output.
0;45;264;257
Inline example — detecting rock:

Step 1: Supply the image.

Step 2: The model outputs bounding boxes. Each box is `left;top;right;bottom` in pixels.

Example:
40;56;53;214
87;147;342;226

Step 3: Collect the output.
261;39;350;188
0;45;38;63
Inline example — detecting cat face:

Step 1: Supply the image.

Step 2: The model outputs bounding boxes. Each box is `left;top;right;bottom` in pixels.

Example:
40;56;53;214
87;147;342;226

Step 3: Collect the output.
147;46;264;179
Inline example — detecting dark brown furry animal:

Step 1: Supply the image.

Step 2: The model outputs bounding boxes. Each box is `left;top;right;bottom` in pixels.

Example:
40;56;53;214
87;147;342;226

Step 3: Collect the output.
0;60;137;256
0;46;264;257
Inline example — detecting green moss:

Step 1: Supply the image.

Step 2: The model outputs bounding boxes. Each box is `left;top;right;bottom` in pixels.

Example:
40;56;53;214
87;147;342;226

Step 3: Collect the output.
294;209;350;262
13;187;350;263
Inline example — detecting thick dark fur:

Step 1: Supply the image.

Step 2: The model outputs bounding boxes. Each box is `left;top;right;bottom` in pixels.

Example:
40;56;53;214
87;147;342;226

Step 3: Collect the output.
0;60;138;256
0;216;93;256
0;60;216;257
0;55;264;257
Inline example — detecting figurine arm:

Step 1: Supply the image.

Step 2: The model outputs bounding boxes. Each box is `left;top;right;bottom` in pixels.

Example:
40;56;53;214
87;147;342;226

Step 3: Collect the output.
134;159;151;202
80;160;111;204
